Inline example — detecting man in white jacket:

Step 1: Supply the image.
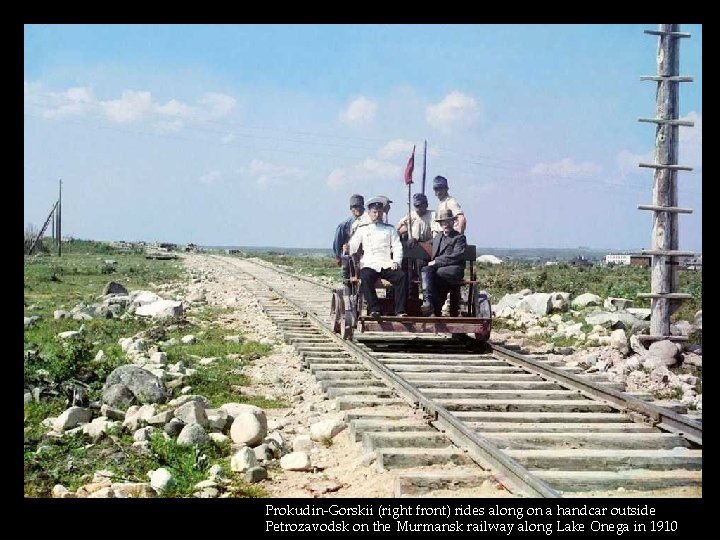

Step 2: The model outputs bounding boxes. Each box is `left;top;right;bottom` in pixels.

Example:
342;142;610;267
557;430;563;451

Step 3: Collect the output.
349;197;407;318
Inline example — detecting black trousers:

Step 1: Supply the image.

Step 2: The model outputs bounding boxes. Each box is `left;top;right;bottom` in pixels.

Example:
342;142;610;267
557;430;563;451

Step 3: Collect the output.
421;264;464;316
358;266;407;315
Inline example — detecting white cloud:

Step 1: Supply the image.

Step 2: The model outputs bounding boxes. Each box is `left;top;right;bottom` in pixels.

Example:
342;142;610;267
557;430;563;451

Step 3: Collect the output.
221;133;235;144
378;139;417;159
326;137;417;189
326;158;401;189
102;90;153;123
327;168;347;189
35;86;97;118
245;159;306;187
530;158;602;178
153;119;185;133
617;149;654;177
200;93;237;118
156;98;194;118
426;91;480;131
199;170;222;185
24;81;238;128
340;96;377;125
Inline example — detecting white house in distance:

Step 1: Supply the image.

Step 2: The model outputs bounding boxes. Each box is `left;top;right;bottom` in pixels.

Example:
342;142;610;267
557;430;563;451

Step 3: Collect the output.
605;252;651;267
477;254;503;265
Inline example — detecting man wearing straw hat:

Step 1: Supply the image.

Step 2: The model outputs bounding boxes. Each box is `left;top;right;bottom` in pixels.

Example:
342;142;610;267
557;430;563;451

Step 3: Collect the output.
420;208;467;317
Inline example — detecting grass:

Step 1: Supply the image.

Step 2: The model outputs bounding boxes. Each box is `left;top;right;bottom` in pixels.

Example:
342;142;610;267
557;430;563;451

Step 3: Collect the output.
23;240;277;497
245;252;339;280
245;251;702;324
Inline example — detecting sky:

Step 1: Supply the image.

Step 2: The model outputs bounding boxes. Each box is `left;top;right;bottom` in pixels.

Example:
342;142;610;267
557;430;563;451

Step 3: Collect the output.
24;24;702;252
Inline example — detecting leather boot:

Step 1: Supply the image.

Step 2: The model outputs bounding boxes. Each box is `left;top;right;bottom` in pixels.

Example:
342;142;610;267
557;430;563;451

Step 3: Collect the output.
449;287;461;317
420;269;434;316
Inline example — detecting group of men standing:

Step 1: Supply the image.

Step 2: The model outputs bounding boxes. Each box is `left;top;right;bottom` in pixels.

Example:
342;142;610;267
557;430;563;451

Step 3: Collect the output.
332;175;467;318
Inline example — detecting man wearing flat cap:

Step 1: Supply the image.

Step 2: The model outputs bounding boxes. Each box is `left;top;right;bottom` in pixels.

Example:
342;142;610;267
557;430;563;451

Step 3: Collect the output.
420;208;467;316
349;197;407;318
430;175;466;237
333;194;365;283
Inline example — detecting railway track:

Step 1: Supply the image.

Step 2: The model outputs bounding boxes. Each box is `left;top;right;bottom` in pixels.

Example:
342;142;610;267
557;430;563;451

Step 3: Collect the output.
207;254;702;498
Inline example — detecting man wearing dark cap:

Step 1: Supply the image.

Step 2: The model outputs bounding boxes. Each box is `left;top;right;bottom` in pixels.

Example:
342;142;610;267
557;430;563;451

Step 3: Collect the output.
420;208;467;316
349;197;407;317
332;194;365;283
397;193;433;246
430;175;466;237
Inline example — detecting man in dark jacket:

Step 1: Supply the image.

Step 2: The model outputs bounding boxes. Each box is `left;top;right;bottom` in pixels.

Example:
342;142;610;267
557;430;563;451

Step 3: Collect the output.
332;194;365;283
420;208;467;316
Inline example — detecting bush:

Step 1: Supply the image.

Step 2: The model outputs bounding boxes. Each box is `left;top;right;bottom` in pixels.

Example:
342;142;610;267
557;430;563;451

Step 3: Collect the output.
24;336;94;386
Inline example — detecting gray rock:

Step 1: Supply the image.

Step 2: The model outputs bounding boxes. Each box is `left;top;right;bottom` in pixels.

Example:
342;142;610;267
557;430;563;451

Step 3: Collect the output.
164;418;185;437
253;443;274;461
230;413;266;446
571;293;601;309
102;384;136;409
245;466;268;483
103;282;128;295
280;452;312;471
603;297;633;311
177;423;209;446
174;401;208;427
231;447;258;472
53;407;93;432
149;468;174;493
104;365;167;404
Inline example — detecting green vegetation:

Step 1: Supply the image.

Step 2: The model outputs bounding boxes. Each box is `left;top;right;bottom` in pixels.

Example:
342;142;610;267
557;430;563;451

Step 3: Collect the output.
243;251;701;323
24;240;277;498
245;252;339;280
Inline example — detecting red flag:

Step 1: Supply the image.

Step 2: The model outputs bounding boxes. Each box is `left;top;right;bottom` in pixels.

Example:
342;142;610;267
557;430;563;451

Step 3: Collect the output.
404;146;415;185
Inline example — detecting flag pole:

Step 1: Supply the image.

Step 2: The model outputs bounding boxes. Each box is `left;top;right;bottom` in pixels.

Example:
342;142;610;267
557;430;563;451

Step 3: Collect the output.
421;139;427;196
404;145;416;305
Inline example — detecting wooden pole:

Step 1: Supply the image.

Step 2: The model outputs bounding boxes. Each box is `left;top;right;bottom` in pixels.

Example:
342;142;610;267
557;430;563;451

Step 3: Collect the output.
421;140;427;196
58;178;62;257
649;24;681;335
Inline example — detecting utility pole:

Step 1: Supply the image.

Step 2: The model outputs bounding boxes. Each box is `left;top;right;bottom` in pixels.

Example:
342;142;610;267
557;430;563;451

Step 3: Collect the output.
57;178;62;257
636;24;694;343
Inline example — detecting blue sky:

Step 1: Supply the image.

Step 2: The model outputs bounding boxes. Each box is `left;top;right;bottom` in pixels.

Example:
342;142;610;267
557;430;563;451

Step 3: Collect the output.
24;24;702;252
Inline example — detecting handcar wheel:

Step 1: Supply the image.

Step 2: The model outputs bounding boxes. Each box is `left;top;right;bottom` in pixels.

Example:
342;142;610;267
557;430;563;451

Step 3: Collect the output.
340;311;354;340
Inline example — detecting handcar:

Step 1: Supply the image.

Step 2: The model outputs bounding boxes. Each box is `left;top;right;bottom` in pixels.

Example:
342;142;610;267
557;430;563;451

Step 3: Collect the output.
330;243;492;342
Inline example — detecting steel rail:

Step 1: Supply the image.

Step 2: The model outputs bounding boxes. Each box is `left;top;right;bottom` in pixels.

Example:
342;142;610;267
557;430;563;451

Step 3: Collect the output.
216;255;561;497
490;343;702;446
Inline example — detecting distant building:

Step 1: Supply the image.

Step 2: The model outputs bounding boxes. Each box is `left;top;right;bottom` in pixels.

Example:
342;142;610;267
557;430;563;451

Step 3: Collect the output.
630;255;651;267
605;252;651;267
476;254;503;265
680;255;702;270
569;255;593;267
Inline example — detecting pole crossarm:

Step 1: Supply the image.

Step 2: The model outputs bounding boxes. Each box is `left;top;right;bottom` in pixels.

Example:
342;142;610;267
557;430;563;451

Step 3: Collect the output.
640;75;693;82
638;162;693;171
637;204;692;214
640;249;695;257
643;30;692;38
637;292;694;299
638;117;694;127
